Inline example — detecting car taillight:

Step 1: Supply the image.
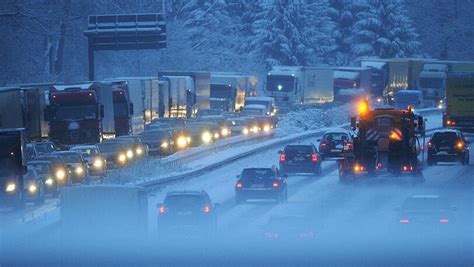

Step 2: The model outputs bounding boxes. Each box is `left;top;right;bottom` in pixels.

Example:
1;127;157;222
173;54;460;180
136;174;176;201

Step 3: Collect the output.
428;141;432;148
376;162;382;170
402;165;414;172
344;142;353;151
203;205;211;213
456;141;464;150
447;119;456;126
159;205;166;214
272;181;279;188
279;154;286;162
236;182;243;189
399;219;409;223
354;164;365;172
439;219;449;223
311;154;318;162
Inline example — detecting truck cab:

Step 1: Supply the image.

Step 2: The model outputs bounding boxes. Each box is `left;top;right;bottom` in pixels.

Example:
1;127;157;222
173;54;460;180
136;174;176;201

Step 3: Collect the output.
265;66;302;113
0;129;27;209
244;97;276;116
394;90;424;110
418;63;448;107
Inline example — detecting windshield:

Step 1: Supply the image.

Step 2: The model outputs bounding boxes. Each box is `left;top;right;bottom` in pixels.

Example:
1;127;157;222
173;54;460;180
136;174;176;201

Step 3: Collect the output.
59;153;82;163
141;132;169;141
0;158;15;175
29;163;52;175
402;198;449;211
72;148;99;157
97;143;123;153
266;75;295;92
164;194;205;208
52;105;97;121
113;102;129;117
241;169;274;179
34;143;56;154
242;108;265;116
210;85;232;98
419;77;443;88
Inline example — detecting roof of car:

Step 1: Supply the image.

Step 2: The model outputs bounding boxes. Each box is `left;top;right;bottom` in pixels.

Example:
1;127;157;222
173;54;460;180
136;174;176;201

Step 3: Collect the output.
55;151;82;155
410;195;440;199
28;160;53;165
166;190;206;196
433;129;459;134
324;128;352;134
70;145;98;150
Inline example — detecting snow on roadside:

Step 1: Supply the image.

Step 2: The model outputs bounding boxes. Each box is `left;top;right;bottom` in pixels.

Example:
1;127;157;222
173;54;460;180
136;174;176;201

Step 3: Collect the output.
277;104;355;136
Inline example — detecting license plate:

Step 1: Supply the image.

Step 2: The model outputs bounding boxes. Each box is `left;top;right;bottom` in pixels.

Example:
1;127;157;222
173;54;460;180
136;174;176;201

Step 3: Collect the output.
331;149;342;152
295;156;305;161
177;211;192;216
251;184;265;188
440;146;451;150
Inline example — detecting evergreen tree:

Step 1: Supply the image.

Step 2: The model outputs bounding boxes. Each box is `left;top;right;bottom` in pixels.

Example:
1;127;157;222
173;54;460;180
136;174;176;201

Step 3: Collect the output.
250;0;334;68
351;0;421;59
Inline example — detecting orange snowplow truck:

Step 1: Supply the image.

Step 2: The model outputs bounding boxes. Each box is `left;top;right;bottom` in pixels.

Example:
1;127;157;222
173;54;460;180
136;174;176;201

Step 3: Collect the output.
338;100;425;181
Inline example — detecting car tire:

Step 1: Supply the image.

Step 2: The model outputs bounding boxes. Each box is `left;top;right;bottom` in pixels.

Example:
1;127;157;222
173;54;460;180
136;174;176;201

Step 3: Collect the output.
316;164;323;176
283;190;288;202
427;157;436;166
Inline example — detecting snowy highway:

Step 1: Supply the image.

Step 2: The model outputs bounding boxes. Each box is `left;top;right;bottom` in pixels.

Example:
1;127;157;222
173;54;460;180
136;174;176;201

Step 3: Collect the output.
3;111;472;265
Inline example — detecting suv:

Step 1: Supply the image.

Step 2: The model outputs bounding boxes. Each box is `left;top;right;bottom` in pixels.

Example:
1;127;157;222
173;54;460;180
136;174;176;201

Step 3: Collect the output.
157;190;218;233
235;167;288;204
35;154;70;187
28;160;59;197
70;145;106;178
54;151;89;184
318;129;354;160
117;135;148;158
279;145;322;175
427;129;470;165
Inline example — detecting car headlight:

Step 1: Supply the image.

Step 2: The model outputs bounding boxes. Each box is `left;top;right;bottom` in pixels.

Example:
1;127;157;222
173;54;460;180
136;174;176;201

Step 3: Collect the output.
136;147;143;155
161;141;169;149
126;150;134;159
202;131;212;143
93;158;103;168
186;136;191;144
75;166;84;175
118;153;127;163
214;132;220;139
251;126;259;133
221;128;230;137
263;125;271;132
243;128;249;135
28;184;38;193
55;169;66;180
177;136;188;148
5;182;16;192
45;177;54;186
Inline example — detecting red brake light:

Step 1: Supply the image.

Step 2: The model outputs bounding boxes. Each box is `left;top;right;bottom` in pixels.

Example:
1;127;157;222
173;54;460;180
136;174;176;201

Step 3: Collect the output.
428;141;432;148
399;219;409;223
439;219;449;223
279;154;286;162
311;154;318;162
320;142;327;148
272;181;279;188
344;142;353;151
203;205;211;213
159;205;166;214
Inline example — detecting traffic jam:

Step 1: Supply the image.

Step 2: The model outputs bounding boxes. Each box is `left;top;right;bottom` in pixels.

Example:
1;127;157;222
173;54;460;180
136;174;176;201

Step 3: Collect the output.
1;12;473;265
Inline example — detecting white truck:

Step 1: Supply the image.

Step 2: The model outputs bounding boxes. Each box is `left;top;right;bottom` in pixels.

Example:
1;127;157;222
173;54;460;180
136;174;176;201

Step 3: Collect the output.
210;72;258;112
417;63;448;107
244;97;276;116
161;76;195;118
265;66;334;112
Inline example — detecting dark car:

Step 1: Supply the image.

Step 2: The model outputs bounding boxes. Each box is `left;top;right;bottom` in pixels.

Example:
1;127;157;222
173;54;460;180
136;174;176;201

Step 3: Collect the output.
70;145;107;178
54;151;89;184
32;142;58;156
279;145;322;175
318;129;354;160
235;167;288;204
117;135;149;158
183;122;220;146
104;139;136;164
157;190;218;233
35;154;70;187
96;142;130;169
140;129;175;156
28;160;59;197
397;195;456;227
427;129;470;165
23;166;45;205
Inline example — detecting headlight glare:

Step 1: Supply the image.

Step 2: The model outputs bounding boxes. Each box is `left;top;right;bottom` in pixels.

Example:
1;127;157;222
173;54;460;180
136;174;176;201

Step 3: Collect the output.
5;182;16;192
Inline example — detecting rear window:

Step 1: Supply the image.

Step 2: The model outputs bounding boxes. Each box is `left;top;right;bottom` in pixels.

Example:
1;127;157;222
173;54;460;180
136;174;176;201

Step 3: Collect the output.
97;143;123;153
241;169;274;179
141;131;169;141
72;148;99;157
29;163;52;174
34;143;56;153
59;153;82;163
431;132;457;143
322;133;349;142
402;198;449;211
164;195;205;208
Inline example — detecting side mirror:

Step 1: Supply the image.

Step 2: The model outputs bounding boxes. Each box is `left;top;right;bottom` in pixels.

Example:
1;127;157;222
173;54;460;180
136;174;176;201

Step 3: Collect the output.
351;117;357;129
129;103;134;116
44;107;50;122
277;150;283;154
317;139;321;142
99;104;105;120
236;175;241;179
66;164;72;169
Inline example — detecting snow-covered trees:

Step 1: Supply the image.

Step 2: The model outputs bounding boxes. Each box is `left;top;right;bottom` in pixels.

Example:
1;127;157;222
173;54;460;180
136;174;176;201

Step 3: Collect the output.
249;0;334;68
350;0;421;59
